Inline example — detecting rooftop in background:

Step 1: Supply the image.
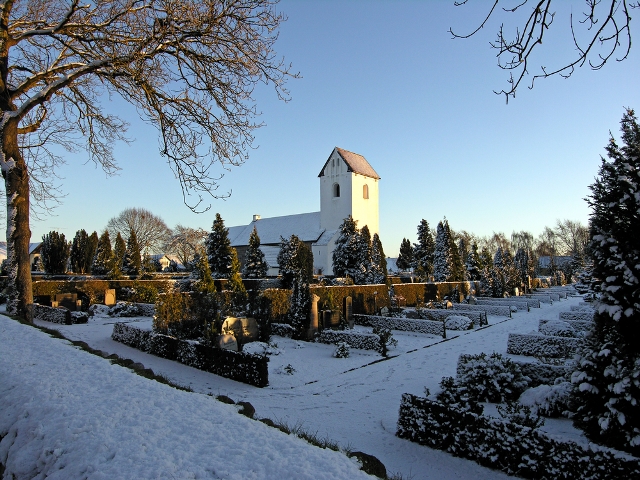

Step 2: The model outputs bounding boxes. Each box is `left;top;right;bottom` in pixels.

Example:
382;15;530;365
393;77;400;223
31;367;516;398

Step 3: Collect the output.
318;147;380;180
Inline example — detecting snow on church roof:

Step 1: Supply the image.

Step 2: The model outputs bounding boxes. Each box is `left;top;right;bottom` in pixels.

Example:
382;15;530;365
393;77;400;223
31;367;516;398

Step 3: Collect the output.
228;212;326;246
318;147;380;180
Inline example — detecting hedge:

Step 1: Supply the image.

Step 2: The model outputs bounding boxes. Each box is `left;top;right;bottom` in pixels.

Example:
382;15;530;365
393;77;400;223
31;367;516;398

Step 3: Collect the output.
513;361;570;387
310;284;390;315
452;303;512;318
271;323;296;338
529;292;561;302
559;311;594;322
396;393;640;480
477;296;541;309
525;294;553;304
411;308;487;326
506;333;581;358
354;314;444;336
111;323;269;387
475;298;530;311
539;318;593;335
316;330;380;351
570;305;594;312
392;281;479;306
27;304;73;324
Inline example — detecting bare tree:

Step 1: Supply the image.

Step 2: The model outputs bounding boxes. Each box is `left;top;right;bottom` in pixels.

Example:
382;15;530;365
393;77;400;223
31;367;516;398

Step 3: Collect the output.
106;208;171;254
450;1;637;101
0;0;295;316
165;224;207;269
511;230;535;252
554;218;589;255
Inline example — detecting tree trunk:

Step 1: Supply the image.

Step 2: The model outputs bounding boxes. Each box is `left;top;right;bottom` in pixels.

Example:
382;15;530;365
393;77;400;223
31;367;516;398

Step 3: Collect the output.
1;116;32;318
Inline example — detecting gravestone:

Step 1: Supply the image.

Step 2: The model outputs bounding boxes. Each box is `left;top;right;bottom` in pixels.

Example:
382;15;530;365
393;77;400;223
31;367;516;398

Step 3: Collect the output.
308;294;320;339
380;306;389;316
343;296;353;328
104;289;116;306
55;293;79;311
216;334;238;351
323;310;340;329
241;317;259;342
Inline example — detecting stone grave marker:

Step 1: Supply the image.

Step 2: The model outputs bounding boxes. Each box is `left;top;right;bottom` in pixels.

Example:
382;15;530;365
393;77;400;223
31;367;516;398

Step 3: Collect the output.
104;289;116;306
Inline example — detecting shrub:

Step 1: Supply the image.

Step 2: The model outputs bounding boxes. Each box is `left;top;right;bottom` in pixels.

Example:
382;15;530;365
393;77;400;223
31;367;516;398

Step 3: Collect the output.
372;326;397;357
434;376;483;415
456;352;530;403
444;315;473;331
539;319;576;338
131;281;160;304
496;402;544;429
334;342;351;358
518;381;574;418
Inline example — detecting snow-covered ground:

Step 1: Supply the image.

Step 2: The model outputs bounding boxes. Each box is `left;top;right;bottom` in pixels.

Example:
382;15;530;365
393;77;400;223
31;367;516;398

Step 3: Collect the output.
1;294;588;479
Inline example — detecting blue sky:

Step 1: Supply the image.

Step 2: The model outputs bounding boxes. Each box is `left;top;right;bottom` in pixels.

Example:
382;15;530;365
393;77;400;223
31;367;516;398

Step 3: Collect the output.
17;1;640;256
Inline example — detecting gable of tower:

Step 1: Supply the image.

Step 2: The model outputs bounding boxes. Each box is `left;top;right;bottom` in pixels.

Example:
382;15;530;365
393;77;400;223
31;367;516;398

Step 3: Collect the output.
318;147;381;179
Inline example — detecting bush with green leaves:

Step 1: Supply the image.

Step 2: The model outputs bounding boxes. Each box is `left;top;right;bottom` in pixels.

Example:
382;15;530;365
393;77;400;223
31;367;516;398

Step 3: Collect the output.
456;352;530;403
372;326;397;357
434;376;483;415
497;402;544;429
334;341;351;358
518;381;574;418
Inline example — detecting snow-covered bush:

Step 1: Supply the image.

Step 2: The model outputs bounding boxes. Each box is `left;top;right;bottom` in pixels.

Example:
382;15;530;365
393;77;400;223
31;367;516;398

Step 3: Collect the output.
109;301;155;317
518;381;573;417
317;329;380;351
538;319;576;338
558;311;594;322
372;326;397;356
434;376;483;414
354;314;443;336
506;333;581;358
496;401;544;429
456;352;530;403
334;342;351;358
271;323;296;338
444;315;473;331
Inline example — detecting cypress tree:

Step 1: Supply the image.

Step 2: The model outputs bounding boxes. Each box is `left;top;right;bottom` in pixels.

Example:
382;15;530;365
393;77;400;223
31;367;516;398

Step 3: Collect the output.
572;109;640;455
228;248;248;311
122;230;142;275
396;238;414;272
277;234;301;289
109;232;127;279
86;231;99;274
355;225;372;284
413;219;435;280
70;229;89;273
206;213;232;279
448;228;465;282
289;241;313;338
191;251;215;294
370;233;388;284
242;226;268;278
92;230;113;275
41;231;70;274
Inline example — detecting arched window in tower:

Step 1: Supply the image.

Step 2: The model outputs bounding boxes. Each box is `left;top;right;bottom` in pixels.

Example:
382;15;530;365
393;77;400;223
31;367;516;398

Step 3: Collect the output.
333;183;340;197
363;184;369;199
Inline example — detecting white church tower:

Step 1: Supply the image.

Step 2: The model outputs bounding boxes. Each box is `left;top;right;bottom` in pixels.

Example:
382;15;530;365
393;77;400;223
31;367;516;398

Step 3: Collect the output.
318;147;380;235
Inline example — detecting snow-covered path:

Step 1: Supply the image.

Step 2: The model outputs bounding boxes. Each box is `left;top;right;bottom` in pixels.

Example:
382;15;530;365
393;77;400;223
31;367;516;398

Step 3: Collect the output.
17;295;583;479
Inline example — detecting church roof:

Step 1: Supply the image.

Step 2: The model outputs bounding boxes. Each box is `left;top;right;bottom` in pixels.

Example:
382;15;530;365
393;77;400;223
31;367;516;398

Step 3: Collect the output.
228;212;326;246
318;147;381;179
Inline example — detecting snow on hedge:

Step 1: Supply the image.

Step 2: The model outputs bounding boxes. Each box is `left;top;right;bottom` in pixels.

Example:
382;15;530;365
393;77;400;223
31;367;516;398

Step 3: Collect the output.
0;318;372;480
476;296;541;308
539;318;593;336
354;314;444;336
570;305;594;312
317;330;380;351
514;361;570;387
506;333;581;358
271;323;296;338
452;303;512;318
559;311;595;322
412;308;487;326
526;294;553;304
538;319;577;338
476;298;530;311
519;382;574;417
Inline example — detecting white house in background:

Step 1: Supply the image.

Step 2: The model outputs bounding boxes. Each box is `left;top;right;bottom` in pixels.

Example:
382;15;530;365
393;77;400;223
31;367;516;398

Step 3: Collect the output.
0;242;42;268
228;147;380;276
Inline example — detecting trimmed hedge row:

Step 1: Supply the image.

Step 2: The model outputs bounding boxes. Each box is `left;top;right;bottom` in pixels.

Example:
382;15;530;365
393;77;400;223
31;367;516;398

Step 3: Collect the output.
506;333;580;358
316;330;380;351
476;298;529;311
396;393;640;480
539;318;593;335
28;304;76;324
570;305;594;312
414;308;487;326
514;361;570;387
354;314;444;336
111;323;269;387
559;311;594;322
452;303;512;318
477;296;541;308
530;292;560;302
392;281;479;306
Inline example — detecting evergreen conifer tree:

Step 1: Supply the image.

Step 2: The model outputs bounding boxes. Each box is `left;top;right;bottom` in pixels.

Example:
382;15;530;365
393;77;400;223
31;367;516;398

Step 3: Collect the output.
432;220;453;282
514;248;531;291
41;231;70;274
370;233;388;284
191;251;216;294
86;231;99;274
572;109;640;455
277;235;301;289
228;248;248;312
109;232;126;279
413;219;435;280
479;246;493;271
206;213;232;279
92;231;113;275
491;247;506;296
288;241;313;338
449;228;465;281
242;226;268;278
355;225;373;284
70;229;90;274
466;243;482;280
332;216;360;281
396;238;414;272
122;230;142;275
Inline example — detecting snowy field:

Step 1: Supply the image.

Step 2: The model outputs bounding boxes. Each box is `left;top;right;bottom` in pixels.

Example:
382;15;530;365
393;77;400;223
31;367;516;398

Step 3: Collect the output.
1;295;589;479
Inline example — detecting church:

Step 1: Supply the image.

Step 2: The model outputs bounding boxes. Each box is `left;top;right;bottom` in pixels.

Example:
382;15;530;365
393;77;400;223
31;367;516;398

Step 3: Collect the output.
228;147;380;276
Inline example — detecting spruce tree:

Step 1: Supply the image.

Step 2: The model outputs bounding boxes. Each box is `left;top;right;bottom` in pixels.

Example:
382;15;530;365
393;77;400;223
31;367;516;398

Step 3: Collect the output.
514;248;530;291
110;232;127;279
572;109;640;455
70;229;89;273
432;220;452;282
466;243;482;281
449;228;465;282
332;216;360;281
92;230;113;275
242;226;268;278
289;241;313;338
479;246;493;271
191;251;216;294
41;231;70;274
277;234;301;289
396;238;414;272
491;247;506;296
413;219;435;280
370;233;388;284
122;230;142;275
206;213;232;279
